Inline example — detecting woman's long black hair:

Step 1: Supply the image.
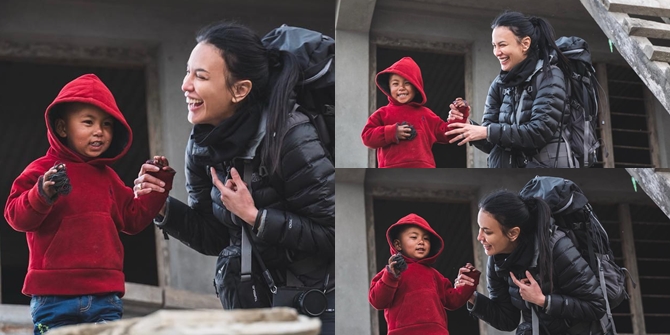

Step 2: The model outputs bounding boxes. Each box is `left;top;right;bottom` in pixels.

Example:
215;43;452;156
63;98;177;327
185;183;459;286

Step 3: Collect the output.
491;11;571;78
196;21;299;174
480;190;554;291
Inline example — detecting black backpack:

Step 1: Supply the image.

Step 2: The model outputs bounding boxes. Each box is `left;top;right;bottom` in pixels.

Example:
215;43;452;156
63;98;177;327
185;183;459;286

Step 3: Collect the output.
262;24;335;164
555;36;601;168
519;176;634;334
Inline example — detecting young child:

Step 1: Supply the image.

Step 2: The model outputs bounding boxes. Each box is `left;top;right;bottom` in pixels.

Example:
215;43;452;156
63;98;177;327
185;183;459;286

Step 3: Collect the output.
4;74;175;334
361;57;470;168
369;213;480;335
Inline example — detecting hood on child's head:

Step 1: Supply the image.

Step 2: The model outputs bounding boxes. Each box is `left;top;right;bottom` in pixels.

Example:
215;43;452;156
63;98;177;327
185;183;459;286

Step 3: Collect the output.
375;57;427;106
386;213;444;265
44;74;132;165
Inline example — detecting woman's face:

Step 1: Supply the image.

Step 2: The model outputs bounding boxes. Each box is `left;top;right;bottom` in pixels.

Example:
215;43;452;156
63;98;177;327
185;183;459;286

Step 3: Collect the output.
182;42;236;126
492;26;530;72
477;209;519;256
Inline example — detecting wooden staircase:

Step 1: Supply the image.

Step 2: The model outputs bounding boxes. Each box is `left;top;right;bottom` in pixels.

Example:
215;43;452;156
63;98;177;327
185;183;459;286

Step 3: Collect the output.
627;168;670;220
580;0;670;114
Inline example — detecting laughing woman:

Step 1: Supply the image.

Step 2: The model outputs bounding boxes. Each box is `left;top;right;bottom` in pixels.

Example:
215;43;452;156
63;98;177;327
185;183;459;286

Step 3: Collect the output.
446;11;574;168
132;22;335;334
454;190;606;334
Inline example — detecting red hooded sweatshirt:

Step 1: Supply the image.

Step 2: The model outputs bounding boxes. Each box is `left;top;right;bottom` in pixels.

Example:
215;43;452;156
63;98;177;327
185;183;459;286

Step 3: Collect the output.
361;57;469;168
369;213;479;335
4;74;173;297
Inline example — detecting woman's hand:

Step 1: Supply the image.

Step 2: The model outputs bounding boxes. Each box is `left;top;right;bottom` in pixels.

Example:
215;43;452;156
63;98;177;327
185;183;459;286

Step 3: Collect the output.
445;123;487;146
211;167;258;226
133;156;169;197
510;271;546;307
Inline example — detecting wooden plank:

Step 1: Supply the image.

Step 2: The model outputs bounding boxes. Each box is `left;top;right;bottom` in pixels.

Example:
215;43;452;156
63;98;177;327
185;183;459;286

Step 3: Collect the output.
581;0;670;115
596;63;616;168
163;286;221;309
618;203;647;335
124;282;163;307
645;45;670;62
605;0;670;18
123;282;163;317
626;168;670;219
625;17;670;40
644;88;662;167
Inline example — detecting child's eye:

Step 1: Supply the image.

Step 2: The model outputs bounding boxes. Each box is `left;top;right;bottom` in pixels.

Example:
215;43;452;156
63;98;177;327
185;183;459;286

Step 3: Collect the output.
83;120;93;125
103;121;114;127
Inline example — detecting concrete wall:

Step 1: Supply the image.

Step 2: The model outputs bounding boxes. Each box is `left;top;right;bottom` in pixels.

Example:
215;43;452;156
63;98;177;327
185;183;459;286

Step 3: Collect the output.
335;168;655;334
0;0;334;296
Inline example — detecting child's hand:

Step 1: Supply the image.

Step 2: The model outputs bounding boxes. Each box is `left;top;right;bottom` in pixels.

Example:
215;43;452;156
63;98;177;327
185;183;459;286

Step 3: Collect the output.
42;166;59;199
448;98;470;122
396;124;412;140
42;163;72;199
387;253;407;277
454;262;481;288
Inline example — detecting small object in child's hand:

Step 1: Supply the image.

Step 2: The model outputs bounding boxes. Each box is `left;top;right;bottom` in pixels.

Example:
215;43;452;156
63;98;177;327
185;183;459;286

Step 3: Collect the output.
465;262;481;281
145;159;176;180
146;159;165;168
454;99;470;115
391;253;408;273
399;121;417;140
46;163;72;196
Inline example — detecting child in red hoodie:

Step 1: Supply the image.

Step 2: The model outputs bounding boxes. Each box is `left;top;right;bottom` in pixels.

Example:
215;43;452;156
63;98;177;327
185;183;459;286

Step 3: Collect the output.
369;213;480;335
4;74;175;335
361;57;470;168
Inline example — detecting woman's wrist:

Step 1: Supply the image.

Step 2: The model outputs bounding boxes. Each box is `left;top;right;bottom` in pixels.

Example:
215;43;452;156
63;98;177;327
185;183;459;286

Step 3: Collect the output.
468;291;476;305
244;208;259;226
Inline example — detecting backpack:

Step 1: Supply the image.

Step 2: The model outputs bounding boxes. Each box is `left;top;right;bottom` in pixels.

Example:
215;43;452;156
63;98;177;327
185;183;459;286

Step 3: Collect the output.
519;176;634;334
262;24;335;164
555;36;601;168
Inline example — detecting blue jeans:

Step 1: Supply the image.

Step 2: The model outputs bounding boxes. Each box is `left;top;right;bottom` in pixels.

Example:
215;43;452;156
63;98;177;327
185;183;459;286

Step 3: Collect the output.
30;294;123;335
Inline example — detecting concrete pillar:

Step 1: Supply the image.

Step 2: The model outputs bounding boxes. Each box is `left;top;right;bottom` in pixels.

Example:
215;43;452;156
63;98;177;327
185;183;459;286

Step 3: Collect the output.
335;0;377;168
335;169;372;335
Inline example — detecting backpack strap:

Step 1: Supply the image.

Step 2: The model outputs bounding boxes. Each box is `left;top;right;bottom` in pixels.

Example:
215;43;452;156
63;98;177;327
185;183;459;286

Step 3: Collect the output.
531;304;540;335
597;256;617;334
296;103;334;163
236;160;278;294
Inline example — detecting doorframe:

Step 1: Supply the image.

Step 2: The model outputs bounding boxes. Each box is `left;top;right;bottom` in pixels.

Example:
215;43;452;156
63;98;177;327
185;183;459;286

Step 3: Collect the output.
369;36;474;167
365;184;479;335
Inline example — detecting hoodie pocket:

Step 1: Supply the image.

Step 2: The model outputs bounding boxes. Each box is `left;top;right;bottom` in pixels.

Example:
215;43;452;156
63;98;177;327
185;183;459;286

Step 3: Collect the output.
395;287;444;329
43;212;123;270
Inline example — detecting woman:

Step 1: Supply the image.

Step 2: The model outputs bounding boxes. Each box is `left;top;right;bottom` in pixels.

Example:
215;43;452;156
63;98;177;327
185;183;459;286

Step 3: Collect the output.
455;190;606;334
133;22;334;333
446;11;573;168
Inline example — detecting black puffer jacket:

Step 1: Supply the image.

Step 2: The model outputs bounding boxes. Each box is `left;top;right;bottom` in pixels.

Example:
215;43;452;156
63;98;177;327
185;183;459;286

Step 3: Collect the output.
473;58;568;168
158;109;334;289
469;230;606;335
